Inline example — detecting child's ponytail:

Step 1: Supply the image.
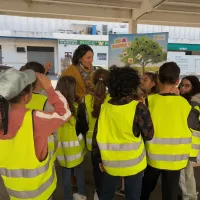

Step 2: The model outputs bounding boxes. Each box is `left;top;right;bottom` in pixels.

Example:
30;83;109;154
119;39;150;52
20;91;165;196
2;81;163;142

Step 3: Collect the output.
0;96;9;135
92;69;109;118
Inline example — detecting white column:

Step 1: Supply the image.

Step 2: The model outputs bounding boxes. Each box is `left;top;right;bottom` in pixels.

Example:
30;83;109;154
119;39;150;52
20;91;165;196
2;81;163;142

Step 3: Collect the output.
128;20;137;34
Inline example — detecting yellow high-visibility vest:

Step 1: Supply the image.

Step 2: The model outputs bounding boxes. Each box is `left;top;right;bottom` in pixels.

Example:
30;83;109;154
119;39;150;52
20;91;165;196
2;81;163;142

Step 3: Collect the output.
146;94;192;170
0;110;57;200
26;93;47;111
85;94;110;151
97;100;147;176
57;103;86;168
26;93;56;158
190;106;200;158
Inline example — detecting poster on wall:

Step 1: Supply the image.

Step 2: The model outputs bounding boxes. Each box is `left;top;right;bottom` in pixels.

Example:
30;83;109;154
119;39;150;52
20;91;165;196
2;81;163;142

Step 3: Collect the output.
167;52;196;75
109;32;168;74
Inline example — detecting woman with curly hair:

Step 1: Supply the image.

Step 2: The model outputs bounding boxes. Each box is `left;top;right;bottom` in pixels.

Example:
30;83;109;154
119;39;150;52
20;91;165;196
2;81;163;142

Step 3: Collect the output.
92;66;154;200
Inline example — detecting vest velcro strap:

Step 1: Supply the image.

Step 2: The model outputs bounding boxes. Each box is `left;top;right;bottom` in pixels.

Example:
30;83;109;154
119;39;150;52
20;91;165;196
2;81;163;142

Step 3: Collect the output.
98;140;142;151
148;137;192;145
148;153;189;161
193;132;200;138
7;167;56;199
102;149;146;168
58;134;83;148
0;157;51;178
57;150;85;162
192;144;200;150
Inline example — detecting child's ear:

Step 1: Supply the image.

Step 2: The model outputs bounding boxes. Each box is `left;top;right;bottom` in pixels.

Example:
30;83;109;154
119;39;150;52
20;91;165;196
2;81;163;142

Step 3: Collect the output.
175;78;180;86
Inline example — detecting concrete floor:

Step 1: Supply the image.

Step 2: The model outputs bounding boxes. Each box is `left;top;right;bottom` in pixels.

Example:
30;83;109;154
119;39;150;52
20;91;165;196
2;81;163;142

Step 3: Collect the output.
1;154;200;200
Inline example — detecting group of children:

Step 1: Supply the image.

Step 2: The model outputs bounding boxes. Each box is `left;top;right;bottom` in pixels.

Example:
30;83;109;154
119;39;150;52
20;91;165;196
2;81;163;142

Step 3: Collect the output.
0;61;200;200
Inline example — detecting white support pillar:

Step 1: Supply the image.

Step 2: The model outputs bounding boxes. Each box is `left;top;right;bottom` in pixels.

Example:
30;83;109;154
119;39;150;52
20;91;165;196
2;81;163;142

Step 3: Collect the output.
128;20;137;34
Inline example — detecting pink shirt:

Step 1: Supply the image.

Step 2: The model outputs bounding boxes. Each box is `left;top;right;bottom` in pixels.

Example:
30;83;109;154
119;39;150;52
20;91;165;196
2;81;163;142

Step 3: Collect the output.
0;87;71;161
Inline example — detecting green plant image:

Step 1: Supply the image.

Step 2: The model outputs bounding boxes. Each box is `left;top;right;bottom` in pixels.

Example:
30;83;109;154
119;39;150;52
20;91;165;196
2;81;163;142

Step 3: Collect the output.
133;66;159;75
120;36;167;75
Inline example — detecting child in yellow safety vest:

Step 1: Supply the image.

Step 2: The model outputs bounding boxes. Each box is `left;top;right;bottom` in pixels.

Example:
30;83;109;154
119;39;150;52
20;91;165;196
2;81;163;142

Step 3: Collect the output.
84;68;110;200
93;66;154;200
56;76;88;200
0;68;71;200
179;75;200;200
116;72;159;198
141;62;200;200
20;62;56;157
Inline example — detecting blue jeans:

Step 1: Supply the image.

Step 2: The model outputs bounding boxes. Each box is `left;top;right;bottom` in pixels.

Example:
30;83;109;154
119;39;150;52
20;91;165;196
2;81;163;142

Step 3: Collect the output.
99;171;144;200
61;164;86;200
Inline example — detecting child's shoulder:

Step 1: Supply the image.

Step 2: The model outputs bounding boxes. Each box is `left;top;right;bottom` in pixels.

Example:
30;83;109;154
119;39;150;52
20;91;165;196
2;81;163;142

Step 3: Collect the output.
85;94;93;102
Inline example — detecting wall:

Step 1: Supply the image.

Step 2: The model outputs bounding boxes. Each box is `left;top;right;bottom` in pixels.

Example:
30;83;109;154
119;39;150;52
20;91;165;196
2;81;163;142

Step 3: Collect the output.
0;38;58;72
167;51;200;75
0;15;123;35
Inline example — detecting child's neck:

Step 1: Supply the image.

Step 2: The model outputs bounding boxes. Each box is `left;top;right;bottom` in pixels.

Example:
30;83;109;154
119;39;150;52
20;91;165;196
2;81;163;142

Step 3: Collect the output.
33;85;42;93
10;103;26;110
159;84;176;94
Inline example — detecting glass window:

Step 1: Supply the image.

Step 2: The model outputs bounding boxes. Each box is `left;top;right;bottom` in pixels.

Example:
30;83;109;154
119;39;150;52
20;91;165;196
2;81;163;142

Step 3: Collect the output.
97;53;107;60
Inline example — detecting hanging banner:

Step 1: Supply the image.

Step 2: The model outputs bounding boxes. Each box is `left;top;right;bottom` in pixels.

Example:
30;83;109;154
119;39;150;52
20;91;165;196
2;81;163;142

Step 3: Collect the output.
109;32;168;73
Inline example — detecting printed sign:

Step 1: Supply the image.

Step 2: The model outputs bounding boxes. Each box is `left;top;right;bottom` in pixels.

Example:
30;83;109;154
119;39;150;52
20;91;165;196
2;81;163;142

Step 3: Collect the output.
109;32;169;74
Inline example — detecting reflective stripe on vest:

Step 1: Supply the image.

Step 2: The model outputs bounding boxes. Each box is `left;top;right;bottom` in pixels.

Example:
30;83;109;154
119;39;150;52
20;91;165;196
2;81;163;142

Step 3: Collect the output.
97;100;147;176
86;137;92;145
6;167;56;199
98;140;143;151
103;149;146;168
57;150;85;162
0;157;52;178
193;131;200;138
148;137;192;145
147;94;192;170
192;144;200;149
190;130;200;157
148;153;189;161
58;134;83;148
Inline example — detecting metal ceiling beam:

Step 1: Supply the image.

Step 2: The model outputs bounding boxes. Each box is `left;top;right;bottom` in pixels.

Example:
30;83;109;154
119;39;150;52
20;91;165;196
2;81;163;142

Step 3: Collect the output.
157;4;200;14
140;10;200;26
132;0;168;20
165;1;200;7
32;0;141;9
167;0;200;4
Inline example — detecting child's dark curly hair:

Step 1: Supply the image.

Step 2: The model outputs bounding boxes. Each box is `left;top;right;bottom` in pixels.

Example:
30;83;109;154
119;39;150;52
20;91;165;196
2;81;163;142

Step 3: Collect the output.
109;65;140;99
